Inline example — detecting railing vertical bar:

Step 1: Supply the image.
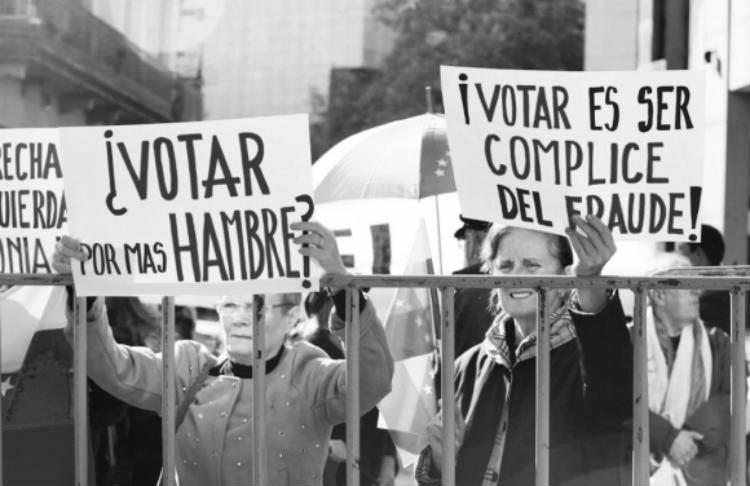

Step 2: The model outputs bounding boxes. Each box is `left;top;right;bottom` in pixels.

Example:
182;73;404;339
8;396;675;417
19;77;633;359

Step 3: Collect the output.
345;287;361;486
632;288;649;485
535;288;550;486
440;287;456;486
161;296;176;486
730;289;746;486
0;290;4;486
252;294;267;486
74;296;88;486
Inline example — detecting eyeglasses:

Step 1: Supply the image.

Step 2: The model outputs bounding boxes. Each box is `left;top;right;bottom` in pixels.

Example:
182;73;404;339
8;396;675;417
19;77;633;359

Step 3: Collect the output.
216;298;294;320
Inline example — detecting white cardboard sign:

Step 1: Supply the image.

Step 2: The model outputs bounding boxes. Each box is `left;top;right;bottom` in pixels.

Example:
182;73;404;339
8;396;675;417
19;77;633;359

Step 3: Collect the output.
59;115;317;296
440;66;705;241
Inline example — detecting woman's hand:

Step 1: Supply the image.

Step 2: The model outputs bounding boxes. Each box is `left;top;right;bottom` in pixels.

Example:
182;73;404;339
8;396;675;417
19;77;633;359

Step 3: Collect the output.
290;221;347;276
565;215;616;313
566;214;616;277
51;236;88;275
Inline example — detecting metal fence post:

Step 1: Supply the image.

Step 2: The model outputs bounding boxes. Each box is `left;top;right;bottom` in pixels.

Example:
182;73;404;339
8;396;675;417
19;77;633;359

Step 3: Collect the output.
632;288;649;485
535;288;550;486
161;296;176;486
345;287;361;486
730;289;746;486
440;287;456;486
252;294;267;486
74;296;88;486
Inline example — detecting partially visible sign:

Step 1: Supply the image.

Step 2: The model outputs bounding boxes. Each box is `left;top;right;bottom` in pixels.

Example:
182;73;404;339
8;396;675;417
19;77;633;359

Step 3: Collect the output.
0;128;67;274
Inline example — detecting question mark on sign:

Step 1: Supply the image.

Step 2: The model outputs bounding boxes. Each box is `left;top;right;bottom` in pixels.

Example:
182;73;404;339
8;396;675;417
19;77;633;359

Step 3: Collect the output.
295;194;315;288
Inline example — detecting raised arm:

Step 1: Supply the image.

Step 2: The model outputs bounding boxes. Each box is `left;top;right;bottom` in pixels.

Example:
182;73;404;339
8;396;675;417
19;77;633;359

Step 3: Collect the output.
289;221;394;423
54;236;211;413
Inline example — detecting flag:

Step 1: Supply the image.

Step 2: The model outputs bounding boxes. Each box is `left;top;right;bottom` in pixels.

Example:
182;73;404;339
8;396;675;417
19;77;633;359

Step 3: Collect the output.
1;285;67;374
377;220;438;466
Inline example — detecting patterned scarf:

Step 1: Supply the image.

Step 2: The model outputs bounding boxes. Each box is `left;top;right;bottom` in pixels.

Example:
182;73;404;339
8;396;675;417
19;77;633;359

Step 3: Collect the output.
481;302;577;368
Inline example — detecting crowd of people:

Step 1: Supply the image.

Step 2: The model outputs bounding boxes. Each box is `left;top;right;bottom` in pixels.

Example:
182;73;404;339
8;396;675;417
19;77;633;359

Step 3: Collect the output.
50;214;740;486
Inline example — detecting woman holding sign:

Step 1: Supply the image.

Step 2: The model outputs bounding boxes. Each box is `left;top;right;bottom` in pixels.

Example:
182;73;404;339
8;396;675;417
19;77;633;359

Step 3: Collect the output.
416;214;632;486
52;220;394;486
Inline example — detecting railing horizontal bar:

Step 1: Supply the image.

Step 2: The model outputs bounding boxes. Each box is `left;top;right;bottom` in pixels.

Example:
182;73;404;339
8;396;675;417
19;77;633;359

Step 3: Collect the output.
4;272;750;290
0;274;75;285
319;274;750;290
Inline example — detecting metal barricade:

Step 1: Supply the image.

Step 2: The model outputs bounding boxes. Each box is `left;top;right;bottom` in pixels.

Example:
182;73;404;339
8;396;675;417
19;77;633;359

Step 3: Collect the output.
0;269;748;486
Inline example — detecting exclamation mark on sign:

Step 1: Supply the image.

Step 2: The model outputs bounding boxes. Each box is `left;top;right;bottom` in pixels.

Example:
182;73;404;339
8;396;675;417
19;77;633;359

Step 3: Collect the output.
295;194;315;289
688;186;702;242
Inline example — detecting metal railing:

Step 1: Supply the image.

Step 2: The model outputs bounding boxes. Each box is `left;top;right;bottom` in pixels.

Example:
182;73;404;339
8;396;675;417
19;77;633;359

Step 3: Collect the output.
0;270;748;486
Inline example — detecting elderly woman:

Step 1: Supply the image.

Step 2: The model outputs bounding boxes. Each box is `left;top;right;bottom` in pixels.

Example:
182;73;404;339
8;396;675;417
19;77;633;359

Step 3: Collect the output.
646;253;731;486
416;215;633;486
53;221;394;486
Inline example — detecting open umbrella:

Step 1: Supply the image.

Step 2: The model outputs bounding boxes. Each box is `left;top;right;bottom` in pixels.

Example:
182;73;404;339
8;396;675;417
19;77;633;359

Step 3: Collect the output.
313;112;456;271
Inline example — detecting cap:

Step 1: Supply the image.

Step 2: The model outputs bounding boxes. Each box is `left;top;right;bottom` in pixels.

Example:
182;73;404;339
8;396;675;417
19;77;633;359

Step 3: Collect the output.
454;215;492;240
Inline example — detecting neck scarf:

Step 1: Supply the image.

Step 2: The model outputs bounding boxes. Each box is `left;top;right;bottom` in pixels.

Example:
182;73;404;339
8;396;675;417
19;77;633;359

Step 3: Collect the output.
646;308;711;485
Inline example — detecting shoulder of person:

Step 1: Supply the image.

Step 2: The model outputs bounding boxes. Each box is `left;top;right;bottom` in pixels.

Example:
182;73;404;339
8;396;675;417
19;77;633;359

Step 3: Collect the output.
287;340;331;368
705;324;731;348
455;342;487;374
174;339;218;379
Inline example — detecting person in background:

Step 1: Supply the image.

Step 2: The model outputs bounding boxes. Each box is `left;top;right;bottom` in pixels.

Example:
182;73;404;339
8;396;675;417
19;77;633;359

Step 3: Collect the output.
433;216;493;400
53;220;394;486
88;297;163;486
671;224;731;334
300;291;398;486
646;253;732;486
451;215;494;356
417;215;633;486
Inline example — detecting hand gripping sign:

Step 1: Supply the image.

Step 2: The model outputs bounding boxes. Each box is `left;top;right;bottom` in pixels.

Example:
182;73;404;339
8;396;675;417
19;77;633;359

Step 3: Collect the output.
440;67;706;241
59;115;317;296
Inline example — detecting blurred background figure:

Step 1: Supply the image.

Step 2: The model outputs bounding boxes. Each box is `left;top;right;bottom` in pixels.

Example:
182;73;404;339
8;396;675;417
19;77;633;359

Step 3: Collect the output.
646;253;732;486
89;298;197;486
669;224;730;334
298;290;398;486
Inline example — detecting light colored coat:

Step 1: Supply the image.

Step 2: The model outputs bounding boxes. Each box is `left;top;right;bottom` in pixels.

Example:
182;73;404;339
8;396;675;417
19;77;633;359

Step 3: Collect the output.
69;297;393;486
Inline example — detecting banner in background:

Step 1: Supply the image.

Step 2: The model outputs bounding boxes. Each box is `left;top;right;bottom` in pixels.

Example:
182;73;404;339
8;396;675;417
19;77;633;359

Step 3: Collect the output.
59;115;316;296
0;128;67;274
441;67;705;241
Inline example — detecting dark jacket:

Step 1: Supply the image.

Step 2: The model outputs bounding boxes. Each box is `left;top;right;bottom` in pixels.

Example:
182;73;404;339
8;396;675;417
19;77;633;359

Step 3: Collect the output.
418;294;633;486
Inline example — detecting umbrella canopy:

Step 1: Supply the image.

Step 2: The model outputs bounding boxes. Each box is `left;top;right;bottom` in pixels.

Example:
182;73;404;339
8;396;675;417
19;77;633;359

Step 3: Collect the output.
313;113;456;202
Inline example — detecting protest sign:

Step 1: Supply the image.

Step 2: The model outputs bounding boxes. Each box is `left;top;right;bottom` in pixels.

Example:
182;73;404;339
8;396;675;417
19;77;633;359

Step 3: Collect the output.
59;115;317;296
440;67;705;241
0;128;67;274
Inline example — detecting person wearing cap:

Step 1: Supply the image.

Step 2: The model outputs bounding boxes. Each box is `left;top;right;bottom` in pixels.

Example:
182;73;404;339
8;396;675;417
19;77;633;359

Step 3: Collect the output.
672;224;731;334
451;215;495;356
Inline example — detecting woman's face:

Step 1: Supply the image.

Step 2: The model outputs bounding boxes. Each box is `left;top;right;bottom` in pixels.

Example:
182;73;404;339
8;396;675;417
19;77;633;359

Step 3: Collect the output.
217;294;295;362
489;228;565;322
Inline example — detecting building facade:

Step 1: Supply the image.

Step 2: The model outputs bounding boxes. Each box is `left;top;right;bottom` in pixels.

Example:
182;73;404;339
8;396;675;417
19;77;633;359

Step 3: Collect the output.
199;0;394;120
586;0;750;264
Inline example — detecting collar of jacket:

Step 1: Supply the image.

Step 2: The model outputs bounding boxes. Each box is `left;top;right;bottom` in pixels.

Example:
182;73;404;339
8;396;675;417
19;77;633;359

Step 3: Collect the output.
481;303;576;369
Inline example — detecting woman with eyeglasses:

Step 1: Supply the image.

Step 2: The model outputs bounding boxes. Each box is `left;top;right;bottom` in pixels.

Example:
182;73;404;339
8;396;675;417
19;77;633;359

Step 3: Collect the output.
52;220;394;486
